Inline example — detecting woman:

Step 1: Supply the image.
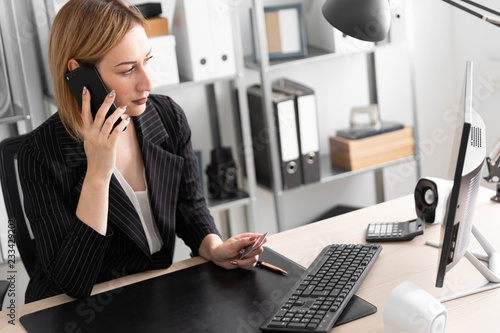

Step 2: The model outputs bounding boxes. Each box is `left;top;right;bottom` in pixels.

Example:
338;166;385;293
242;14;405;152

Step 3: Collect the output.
18;0;264;302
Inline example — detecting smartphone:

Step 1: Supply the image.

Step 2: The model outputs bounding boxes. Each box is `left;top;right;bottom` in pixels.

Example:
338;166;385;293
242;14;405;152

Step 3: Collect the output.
65;65;121;131
240;232;268;259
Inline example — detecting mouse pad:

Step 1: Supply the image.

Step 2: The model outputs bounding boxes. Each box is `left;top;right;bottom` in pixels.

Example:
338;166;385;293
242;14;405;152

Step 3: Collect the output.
20;247;376;332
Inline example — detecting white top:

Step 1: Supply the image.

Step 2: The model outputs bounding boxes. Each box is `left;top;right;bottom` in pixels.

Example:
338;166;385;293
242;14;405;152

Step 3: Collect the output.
113;168;163;254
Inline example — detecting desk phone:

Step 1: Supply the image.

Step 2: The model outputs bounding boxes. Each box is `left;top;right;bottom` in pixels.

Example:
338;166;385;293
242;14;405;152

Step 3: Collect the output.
365;218;424;242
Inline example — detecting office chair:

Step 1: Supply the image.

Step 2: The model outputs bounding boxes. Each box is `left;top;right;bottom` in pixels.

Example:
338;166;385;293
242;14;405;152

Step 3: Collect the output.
0;134;35;308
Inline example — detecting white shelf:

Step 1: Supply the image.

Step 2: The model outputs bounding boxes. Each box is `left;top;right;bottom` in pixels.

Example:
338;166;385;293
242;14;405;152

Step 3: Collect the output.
152;73;241;92
254;155;417;193
319;155;417;185
244;43;399;72
206;190;250;213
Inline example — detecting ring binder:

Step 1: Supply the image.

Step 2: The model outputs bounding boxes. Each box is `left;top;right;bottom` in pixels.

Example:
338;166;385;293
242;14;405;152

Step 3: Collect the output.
172;0;236;81
273;79;321;185
247;85;302;190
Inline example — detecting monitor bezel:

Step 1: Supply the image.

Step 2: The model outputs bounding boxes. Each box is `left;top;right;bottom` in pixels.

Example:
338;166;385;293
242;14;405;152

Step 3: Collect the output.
435;121;470;288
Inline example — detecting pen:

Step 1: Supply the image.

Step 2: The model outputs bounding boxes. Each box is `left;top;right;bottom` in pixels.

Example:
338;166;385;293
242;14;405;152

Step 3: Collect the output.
256;261;287;275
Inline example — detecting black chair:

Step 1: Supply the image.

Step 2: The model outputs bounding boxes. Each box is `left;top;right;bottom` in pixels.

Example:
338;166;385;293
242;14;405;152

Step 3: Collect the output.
0;134;35;308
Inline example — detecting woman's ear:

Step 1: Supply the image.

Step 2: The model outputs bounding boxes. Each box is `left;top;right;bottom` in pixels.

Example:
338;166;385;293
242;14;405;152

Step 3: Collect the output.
67;59;80;72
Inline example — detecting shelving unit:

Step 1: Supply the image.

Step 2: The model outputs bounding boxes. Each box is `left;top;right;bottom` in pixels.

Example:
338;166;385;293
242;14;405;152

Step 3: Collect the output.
152;1;259;234
0;0;38;130
245;0;421;231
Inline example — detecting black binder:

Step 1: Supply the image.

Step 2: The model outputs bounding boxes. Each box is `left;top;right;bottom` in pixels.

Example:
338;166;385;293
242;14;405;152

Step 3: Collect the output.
247;85;302;190
273;79;321;185
20;248;377;332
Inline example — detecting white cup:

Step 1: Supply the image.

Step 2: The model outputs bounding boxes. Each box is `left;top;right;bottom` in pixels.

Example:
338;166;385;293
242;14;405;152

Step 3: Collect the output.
384;281;447;333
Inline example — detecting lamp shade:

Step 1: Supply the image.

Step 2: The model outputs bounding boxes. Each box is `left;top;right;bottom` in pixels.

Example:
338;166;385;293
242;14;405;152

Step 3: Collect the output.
322;0;391;42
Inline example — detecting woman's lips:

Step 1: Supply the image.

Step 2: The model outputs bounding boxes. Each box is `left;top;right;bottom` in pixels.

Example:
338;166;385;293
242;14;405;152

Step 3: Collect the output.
132;97;148;105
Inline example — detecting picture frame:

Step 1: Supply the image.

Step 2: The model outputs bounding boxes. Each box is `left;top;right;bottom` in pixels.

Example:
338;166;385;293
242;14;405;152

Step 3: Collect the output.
250;3;308;61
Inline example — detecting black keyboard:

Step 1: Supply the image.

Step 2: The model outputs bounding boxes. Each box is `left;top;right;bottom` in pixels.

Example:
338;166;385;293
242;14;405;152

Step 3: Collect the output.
260;244;382;332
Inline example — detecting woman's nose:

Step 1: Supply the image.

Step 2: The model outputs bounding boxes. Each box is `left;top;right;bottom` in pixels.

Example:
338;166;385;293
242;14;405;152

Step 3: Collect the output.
138;66;153;92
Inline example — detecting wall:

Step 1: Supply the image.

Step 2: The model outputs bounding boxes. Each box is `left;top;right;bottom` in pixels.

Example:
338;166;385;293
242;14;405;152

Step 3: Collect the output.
411;0;461;181
410;0;500;191
451;0;500;185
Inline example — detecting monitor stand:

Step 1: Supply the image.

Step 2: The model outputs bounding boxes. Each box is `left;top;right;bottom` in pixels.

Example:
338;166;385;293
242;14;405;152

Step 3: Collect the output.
426;224;500;302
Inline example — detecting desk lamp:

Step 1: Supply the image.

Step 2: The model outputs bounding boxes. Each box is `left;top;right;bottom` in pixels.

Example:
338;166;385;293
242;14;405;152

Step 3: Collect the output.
322;0;500;203
321;0;391;42
321;0;500;42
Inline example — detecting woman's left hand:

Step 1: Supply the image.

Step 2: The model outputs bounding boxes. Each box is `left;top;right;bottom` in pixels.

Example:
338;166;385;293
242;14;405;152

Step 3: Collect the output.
201;233;267;270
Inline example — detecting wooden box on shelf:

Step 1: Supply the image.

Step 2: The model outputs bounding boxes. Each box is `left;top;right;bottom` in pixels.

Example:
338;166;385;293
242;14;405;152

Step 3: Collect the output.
144;17;169;37
329;126;414;171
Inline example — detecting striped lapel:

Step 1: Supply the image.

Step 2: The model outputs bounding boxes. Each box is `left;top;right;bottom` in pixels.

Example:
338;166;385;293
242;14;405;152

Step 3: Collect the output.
108;175;151;256
134;99;184;242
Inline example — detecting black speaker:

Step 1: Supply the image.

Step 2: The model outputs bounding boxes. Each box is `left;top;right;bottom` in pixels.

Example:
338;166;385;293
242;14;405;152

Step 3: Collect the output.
414;177;452;224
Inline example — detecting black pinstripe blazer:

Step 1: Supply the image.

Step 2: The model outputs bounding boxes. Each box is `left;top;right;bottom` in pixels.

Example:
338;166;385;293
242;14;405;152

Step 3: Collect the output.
18;94;220;302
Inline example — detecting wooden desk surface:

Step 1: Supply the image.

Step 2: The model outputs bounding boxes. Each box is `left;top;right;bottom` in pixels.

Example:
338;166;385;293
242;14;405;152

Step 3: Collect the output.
1;187;499;332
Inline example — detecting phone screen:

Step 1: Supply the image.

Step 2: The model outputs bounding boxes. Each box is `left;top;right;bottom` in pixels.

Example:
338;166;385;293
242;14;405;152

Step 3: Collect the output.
65;65;121;131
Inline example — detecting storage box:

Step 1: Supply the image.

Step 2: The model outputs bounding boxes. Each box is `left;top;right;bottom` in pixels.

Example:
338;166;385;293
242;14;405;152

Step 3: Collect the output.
144;17;169;37
329;126;414;171
148;35;179;87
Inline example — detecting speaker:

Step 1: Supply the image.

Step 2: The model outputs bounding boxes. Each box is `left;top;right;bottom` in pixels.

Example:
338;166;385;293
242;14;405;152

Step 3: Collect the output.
414;177;452;224
384;281;447;333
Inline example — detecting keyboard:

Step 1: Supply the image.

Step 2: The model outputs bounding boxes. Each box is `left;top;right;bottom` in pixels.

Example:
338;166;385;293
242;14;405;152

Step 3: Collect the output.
260;244;382;332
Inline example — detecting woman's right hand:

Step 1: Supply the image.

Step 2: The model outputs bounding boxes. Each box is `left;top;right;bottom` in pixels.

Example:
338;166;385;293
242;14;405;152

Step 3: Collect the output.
80;87;130;182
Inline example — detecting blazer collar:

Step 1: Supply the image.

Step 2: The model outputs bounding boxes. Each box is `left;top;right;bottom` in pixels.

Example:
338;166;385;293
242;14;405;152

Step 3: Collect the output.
132;98;183;241
133;98;170;149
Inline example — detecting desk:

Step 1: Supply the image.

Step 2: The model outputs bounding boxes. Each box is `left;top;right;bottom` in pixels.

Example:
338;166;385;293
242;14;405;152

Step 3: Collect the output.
1;187;499;332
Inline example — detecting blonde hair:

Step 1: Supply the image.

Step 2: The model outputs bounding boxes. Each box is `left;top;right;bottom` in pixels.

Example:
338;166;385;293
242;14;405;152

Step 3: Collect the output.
49;0;144;140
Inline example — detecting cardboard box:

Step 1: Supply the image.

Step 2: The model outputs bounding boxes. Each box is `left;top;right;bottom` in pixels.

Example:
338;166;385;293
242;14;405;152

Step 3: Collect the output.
329;126;414;171
144;17;169;38
148;35;179;87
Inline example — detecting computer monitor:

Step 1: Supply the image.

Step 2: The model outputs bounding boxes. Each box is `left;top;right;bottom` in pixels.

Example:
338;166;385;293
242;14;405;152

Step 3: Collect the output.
435;61;485;287
431;61;499;301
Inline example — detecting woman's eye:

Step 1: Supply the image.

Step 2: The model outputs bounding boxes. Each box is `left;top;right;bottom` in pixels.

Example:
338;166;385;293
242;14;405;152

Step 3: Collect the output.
144;55;153;64
122;67;134;74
